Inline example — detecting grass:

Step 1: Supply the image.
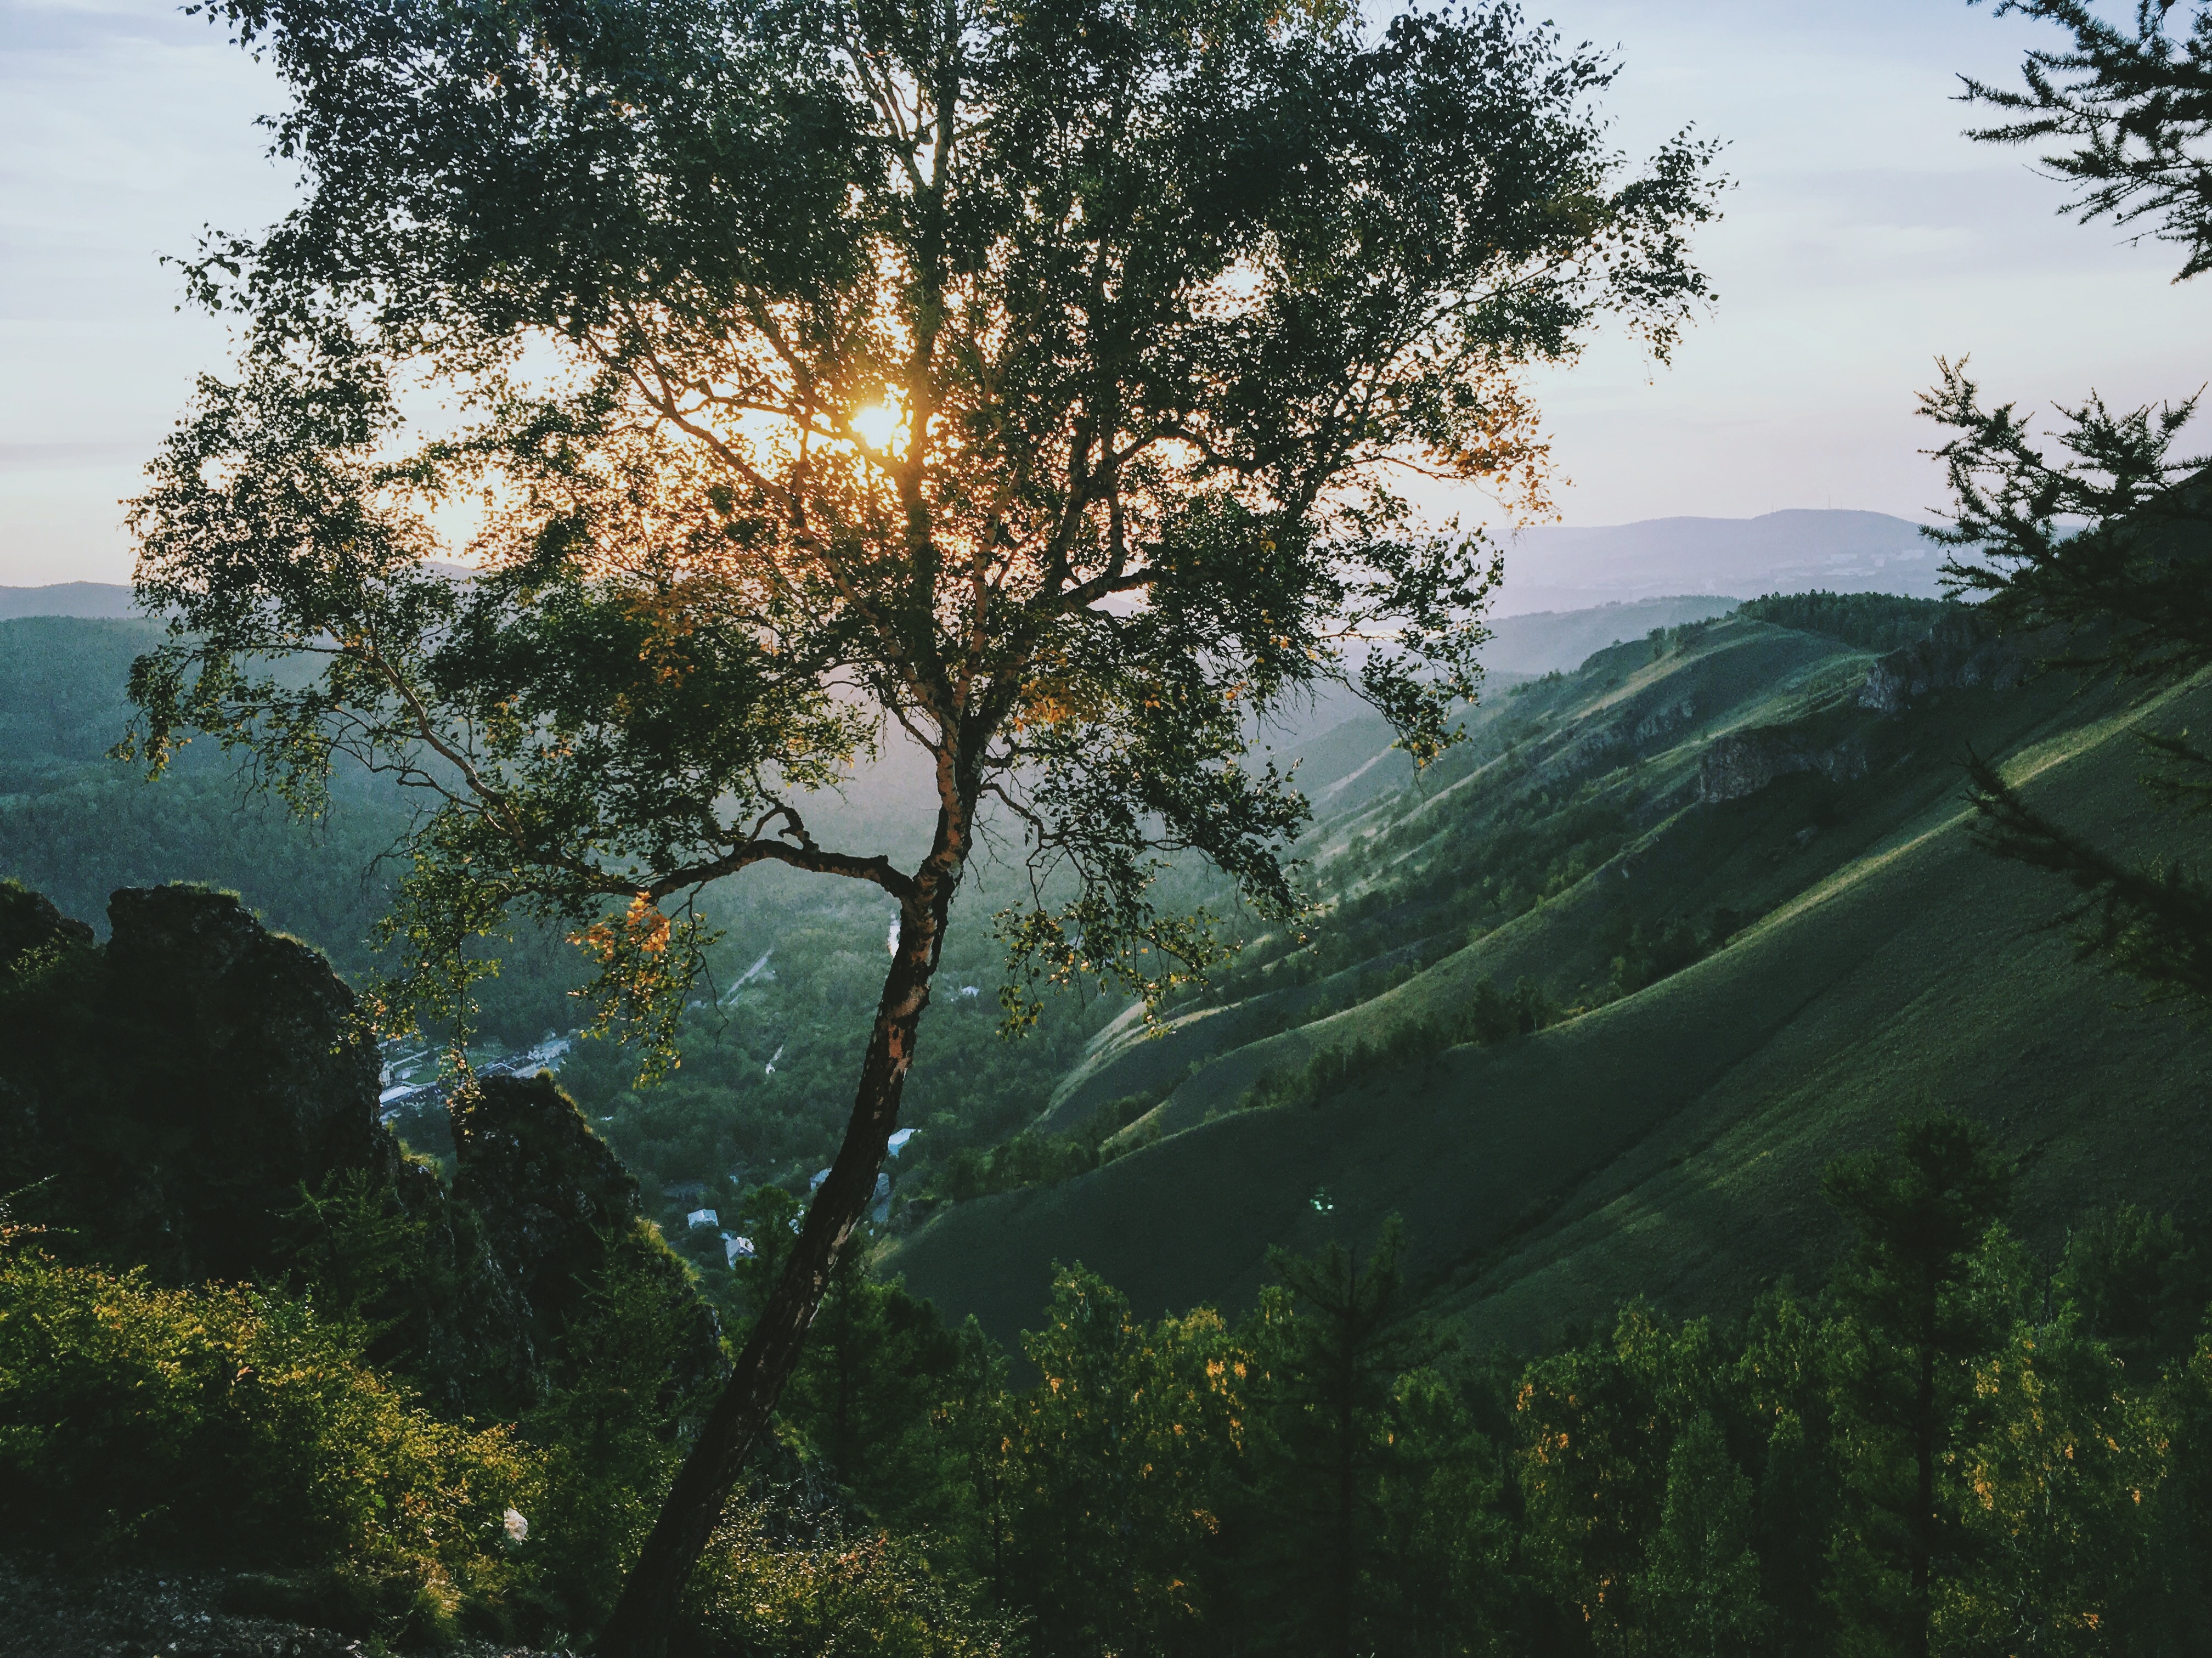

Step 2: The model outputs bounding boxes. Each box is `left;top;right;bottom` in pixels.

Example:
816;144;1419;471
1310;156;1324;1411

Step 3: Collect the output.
884;616;2212;1355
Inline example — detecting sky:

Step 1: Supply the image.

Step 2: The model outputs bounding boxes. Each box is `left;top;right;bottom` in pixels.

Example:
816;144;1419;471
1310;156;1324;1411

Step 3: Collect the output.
0;0;2202;586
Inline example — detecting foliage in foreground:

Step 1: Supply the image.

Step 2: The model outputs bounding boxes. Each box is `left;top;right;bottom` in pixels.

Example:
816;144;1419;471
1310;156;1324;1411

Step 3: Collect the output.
18;1113;2212;1657
0;1238;1014;1654
0;1249;539;1642
750;1118;2212;1658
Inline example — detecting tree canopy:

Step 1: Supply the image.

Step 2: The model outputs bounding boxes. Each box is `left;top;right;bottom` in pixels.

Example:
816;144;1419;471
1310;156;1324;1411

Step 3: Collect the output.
131;0;1719;1059
1963;0;2212;279
122;0;1720;1644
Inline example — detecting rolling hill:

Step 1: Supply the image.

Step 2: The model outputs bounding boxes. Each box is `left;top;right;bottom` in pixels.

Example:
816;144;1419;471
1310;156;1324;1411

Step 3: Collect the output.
884;602;2212;1352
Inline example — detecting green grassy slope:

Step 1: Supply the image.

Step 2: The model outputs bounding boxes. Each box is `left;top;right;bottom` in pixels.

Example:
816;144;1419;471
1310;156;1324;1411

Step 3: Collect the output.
1036;617;1916;1138
886;623;2212;1351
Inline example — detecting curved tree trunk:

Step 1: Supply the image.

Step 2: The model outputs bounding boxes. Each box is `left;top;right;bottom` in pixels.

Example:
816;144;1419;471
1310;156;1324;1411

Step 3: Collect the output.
598;855;956;1657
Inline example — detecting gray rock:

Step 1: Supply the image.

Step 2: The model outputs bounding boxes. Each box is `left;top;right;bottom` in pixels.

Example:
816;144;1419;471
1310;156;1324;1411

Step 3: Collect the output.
0;881;718;1419
1859;612;2030;714
1699;727;1867;805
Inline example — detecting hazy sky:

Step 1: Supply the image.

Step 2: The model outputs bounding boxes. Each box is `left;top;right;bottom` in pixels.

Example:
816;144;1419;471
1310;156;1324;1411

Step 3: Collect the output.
1;0;2202;585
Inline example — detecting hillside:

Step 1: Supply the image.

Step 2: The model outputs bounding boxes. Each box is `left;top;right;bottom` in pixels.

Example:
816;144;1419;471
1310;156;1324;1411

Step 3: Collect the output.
885;605;2212;1350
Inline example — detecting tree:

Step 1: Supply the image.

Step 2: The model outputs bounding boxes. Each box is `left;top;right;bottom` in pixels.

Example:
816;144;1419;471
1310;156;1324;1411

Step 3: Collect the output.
1821;1115;2012;1658
1919;354;2212;1015
1365;1366;1511;1656
1000;1267;1246;1656
1961;1;2212;279
1735;1289;1840;1658
777;1254;966;1529
1637;1413;1766;1658
1254;1216;1442;1657
2054;1203;2207;1377
1947;1237;2177;1657
121;0;1719;1643
1514;1304;1730;1655
1933;2;2212;1012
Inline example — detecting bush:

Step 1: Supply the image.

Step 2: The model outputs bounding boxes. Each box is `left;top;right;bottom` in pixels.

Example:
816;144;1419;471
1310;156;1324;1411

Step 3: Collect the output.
682;1506;1019;1658
0;1249;543;1637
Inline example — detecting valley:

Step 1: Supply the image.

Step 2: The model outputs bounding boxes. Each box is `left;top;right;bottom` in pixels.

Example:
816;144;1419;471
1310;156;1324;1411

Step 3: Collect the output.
9;586;2202;1351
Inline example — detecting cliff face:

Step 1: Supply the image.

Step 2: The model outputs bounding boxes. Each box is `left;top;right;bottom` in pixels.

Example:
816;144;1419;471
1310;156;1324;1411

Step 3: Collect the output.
1857;612;2032;714
455;1072;729;1409
0;880;721;1416
1698;728;1867;805
1;882;386;1284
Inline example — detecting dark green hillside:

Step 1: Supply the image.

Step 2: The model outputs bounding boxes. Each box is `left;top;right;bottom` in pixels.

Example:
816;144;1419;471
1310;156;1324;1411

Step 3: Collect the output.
0;616;166;775
1030;613;1877;1139
0;619;432;986
886;617;2212;1350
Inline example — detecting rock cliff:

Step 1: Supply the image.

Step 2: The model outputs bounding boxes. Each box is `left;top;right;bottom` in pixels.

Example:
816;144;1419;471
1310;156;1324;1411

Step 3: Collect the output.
0;880;721;1416
1858;611;2032;714
1697;726;1867;805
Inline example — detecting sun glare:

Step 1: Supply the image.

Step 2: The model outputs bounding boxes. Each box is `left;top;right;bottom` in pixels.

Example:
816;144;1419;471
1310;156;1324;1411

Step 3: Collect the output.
850;402;902;452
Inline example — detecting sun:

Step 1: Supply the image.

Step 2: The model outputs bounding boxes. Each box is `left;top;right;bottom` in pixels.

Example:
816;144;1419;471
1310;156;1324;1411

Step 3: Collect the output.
849;402;902;452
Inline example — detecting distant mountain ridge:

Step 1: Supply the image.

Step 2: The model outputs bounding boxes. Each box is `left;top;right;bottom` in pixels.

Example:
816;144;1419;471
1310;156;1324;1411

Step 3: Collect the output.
0;582;139;620
1499;508;1939;614
3;510;1941;625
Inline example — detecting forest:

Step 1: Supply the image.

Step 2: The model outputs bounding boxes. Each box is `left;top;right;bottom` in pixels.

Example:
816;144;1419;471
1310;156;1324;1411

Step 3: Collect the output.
12;1089;2212;1657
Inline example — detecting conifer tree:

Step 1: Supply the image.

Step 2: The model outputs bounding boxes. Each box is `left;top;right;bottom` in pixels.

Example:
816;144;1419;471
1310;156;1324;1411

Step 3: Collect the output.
1936;0;2212;1009
1822;1115;2012;1658
1257;1216;1439;1658
1962;1;2212;279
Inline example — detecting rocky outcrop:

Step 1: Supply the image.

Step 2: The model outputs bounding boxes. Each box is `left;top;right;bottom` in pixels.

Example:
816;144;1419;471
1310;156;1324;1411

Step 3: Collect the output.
0;882;92;977
105;885;397;1277
1699;727;1867;805
455;1073;726;1402
1859;612;2032;714
0;881;721;1417
1634;696;1699;745
1;883;390;1284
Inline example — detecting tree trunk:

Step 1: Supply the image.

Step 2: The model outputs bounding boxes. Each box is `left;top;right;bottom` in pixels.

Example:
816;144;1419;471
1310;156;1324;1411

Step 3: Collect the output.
1333;1277;1357;1658
598;883;950;1658
1909;1315;1936;1658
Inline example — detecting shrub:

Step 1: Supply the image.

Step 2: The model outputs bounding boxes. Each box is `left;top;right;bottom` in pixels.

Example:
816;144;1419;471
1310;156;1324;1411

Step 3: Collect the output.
0;1249;543;1636
682;1507;1019;1658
